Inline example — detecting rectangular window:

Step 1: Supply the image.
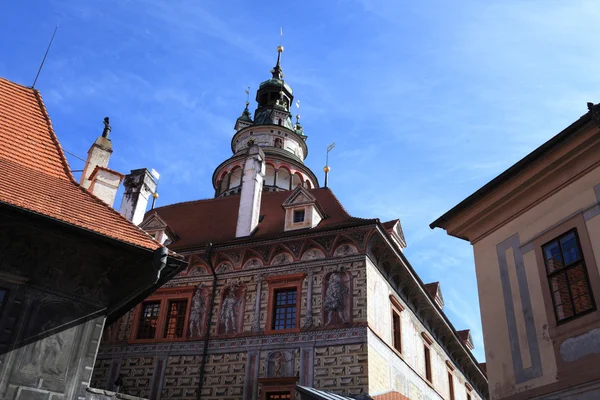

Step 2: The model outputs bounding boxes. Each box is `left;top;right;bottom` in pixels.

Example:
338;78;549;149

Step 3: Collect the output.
266;392;291;400
293;209;305;223
392;309;402;353
543;229;595;322
448;371;455;400
424;344;432;383
272;289;297;330
137;301;161;339
163;299;188;338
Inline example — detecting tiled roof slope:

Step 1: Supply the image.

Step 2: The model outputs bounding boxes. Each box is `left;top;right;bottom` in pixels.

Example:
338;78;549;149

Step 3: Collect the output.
0;77;160;250
149;188;373;251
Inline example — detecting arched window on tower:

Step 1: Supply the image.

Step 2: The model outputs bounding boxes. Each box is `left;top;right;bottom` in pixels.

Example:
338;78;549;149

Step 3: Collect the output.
276;168;290;190
229;167;242;188
219;173;229;194
274;138;283;149
292;173;302;189
305;180;312;189
265;165;276;187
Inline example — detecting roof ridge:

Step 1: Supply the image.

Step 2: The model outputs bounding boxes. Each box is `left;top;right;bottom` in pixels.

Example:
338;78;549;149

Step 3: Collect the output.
32;88;75;182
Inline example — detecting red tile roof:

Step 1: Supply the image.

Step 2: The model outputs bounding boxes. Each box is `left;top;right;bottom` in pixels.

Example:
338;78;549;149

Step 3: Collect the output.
424;282;440;299
0;77;160;250
148;188;373;251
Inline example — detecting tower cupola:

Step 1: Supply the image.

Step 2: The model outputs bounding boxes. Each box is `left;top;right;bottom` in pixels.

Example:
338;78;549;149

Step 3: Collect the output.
212;45;319;198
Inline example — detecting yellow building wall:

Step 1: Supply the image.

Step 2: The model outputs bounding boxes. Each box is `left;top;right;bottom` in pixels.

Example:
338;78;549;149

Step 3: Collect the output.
366;258;482;400
473;164;600;399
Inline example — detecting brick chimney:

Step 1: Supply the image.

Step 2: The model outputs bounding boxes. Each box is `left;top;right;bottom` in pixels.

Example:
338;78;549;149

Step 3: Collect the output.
235;145;265;237
119;169;157;225
80;117;113;189
88;166;124;207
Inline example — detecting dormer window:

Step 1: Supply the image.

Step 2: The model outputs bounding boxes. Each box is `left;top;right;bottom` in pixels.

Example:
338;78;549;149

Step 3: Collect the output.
282;186;324;232
293;209;305;223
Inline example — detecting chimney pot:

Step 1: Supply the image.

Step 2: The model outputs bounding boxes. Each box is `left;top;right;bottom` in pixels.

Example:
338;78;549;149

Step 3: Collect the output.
119;168;158;225
235;145;265;237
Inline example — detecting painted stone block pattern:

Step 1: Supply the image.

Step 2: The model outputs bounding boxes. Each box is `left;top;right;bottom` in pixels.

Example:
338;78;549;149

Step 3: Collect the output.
313;343;369;396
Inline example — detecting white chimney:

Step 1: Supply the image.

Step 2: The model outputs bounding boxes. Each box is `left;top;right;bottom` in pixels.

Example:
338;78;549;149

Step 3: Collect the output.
235;145;265;237
88;166;124;207
119;169;158;225
80;117;113;189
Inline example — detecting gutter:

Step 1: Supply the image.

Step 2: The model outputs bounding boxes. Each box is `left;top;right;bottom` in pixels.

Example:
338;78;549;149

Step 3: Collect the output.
197;243;217;400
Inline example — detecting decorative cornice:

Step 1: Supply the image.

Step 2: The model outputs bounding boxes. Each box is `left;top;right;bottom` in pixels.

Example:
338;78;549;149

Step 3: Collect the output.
97;326;367;357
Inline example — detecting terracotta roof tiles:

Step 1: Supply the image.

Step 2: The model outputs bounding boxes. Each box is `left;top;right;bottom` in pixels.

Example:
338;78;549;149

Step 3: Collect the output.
150;188;374;251
0;77;160;250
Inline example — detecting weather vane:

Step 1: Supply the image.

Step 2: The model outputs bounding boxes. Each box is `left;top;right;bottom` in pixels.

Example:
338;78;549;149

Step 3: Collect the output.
295;100;301;125
324;143;336;188
245;86;250;107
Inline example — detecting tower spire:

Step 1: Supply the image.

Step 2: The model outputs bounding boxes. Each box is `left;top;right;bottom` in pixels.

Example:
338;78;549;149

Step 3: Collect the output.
272;29;284;79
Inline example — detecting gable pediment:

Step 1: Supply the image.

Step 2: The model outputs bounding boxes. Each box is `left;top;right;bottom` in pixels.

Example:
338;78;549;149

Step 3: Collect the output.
282;186;317;207
140;212;168;230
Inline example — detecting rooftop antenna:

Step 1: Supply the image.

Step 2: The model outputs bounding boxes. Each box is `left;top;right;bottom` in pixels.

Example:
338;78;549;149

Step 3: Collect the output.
32;25;59;88
324;143;336;188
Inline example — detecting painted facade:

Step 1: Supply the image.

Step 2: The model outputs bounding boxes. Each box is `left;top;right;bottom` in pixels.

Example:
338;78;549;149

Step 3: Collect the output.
91;48;487;400
432;104;600;399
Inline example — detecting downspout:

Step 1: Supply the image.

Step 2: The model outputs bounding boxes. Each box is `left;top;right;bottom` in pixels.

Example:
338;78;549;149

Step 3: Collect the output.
197;243;217;400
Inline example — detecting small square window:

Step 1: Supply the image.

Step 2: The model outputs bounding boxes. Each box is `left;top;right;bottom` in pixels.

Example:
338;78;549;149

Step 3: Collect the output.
293;209;305;223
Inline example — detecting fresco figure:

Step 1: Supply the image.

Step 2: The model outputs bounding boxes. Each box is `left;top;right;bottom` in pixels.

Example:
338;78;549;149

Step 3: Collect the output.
220;291;241;334
189;283;207;337
323;272;349;325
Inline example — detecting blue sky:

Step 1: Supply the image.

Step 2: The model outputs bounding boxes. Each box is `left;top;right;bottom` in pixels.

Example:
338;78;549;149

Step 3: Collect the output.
2;0;600;362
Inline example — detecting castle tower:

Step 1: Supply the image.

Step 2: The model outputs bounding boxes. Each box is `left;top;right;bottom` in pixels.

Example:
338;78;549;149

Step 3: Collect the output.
212;46;319;198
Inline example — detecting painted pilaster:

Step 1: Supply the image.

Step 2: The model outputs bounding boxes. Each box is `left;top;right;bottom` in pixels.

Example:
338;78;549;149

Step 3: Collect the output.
243;350;260;400
251;275;264;333
302;269;314;328
300;347;315;386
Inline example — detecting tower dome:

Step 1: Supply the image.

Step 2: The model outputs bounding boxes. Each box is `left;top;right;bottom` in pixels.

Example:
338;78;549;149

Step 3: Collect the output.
212;46;319;197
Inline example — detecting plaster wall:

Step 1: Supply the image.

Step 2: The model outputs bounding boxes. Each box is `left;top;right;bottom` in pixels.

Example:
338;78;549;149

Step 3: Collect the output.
234;128;305;160
90;169;122;207
365;258;481;400
473;164;600;399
